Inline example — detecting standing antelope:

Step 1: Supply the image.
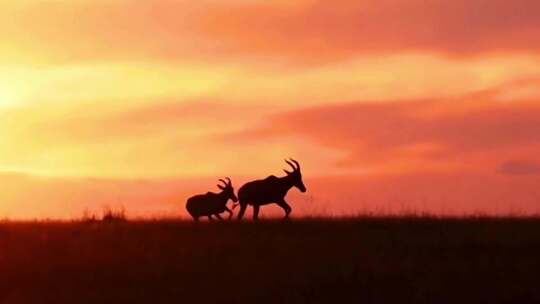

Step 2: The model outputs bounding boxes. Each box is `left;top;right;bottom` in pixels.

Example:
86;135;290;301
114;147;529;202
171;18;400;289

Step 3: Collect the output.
236;159;306;220
186;177;238;221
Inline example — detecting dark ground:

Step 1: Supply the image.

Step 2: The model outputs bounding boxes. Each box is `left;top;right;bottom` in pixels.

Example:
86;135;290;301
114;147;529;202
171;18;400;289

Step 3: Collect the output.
1;217;540;304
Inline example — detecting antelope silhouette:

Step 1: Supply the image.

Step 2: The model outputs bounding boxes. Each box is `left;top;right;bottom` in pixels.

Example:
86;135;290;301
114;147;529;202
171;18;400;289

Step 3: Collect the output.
236;159;306;220
186;177;238;221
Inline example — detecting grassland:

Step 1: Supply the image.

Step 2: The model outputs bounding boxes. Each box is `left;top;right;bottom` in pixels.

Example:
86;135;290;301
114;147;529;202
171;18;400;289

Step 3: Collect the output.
1;217;540;303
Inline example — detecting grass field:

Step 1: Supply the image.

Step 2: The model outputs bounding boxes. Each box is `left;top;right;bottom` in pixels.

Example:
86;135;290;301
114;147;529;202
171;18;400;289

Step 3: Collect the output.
1;217;540;303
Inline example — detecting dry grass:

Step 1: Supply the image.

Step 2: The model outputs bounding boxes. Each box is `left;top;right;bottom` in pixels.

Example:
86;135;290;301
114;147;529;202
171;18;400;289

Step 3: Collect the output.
1;217;540;303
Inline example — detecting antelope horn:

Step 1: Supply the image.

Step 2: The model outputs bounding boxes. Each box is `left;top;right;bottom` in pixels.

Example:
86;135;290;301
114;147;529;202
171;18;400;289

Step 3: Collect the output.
218;179;228;187
225;177;231;185
285;159;297;171
289;158;300;170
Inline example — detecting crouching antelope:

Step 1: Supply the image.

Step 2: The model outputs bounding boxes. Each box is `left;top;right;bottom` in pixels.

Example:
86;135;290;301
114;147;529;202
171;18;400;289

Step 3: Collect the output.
236;159;306;220
186;177;238;221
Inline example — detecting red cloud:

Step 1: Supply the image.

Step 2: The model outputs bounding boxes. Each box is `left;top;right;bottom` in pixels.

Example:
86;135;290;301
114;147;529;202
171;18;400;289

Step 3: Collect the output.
196;0;540;63
498;160;540;175
7;0;540;64
222;81;540;172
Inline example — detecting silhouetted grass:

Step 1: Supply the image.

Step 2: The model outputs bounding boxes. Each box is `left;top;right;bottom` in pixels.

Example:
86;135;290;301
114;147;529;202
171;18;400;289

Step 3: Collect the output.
1;217;540;303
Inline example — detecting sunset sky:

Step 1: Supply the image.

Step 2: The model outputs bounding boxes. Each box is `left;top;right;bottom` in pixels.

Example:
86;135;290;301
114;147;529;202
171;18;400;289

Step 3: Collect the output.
1;0;539;219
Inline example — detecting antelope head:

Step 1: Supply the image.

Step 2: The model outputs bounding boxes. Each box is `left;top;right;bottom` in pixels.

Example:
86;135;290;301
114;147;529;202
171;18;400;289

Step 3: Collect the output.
284;158;306;193
217;177;238;203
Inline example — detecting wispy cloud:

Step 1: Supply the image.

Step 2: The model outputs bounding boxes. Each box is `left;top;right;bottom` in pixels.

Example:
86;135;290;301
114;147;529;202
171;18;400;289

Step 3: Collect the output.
498;160;540;175
221;80;540;174
3;0;540;65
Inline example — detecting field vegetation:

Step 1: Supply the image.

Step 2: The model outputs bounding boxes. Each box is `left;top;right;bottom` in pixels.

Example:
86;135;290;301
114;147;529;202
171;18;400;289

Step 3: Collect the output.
1;217;539;303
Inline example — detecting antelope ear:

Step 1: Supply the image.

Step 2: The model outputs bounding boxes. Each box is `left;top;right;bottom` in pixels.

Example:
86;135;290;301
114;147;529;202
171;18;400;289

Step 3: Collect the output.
283;169;292;175
217;185;225;190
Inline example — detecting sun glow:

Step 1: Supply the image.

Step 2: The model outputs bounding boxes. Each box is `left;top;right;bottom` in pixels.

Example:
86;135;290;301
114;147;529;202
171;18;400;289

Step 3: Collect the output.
0;85;19;108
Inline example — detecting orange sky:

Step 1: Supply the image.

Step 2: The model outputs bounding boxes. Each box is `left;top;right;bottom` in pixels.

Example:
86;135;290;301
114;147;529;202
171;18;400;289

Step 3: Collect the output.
1;0;539;219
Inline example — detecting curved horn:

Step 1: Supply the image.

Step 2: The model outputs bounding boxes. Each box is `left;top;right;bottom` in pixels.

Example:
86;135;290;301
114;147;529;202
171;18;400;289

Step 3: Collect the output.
225;177;231;185
289;158;300;170
218;179;228;187
285;159;297;171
